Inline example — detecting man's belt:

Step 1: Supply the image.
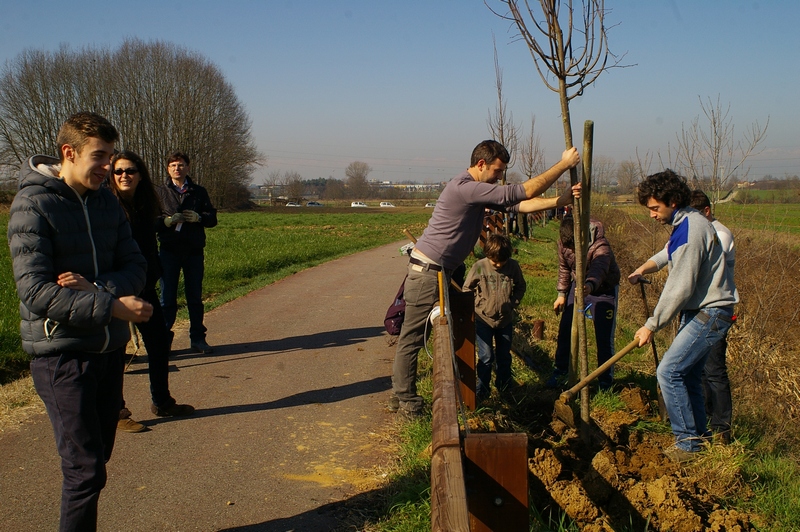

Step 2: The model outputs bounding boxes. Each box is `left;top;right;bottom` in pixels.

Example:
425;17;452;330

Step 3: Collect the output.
697;309;736;324
409;256;442;272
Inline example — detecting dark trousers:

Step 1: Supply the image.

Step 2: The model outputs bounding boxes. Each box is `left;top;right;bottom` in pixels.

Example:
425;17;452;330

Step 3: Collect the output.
475;318;513;399
554;300;616;388
31;348;125;532
159;248;207;342
702;335;732;435
133;287;174;407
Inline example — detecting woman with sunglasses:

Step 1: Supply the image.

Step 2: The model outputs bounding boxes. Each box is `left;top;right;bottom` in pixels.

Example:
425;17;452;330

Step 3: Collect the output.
109;151;195;432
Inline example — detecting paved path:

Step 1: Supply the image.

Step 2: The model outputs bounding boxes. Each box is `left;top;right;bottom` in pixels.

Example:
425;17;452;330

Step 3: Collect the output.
0;241;410;531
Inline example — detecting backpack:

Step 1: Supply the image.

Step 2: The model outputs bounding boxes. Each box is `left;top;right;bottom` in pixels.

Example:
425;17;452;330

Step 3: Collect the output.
384;275;407;335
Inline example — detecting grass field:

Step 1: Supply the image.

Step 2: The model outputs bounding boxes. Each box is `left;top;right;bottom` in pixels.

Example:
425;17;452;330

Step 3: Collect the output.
2;200;800;530
0;208;431;382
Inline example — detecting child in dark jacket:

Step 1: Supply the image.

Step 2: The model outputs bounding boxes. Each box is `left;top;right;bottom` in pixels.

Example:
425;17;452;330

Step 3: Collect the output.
464;233;527;401
547;216;620;390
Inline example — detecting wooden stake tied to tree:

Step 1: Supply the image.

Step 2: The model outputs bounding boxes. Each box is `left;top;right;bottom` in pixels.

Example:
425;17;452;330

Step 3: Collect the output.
489;0;627;433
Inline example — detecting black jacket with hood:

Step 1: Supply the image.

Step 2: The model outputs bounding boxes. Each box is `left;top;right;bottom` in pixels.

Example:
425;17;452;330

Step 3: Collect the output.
7;155;147;356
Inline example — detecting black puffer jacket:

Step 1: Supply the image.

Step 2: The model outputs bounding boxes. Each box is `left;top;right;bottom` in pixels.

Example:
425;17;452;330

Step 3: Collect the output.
156;177;217;251
7;155;147;356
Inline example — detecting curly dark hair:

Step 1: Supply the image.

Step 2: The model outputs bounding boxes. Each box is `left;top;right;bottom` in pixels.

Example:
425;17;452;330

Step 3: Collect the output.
637;169;691;209
109;151;162;224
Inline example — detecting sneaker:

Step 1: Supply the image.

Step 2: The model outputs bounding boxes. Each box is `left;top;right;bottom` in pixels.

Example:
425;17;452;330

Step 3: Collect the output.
151;402;196;417
663;445;699;463
190;340;214;354
387;394;400;412
117;417;146;433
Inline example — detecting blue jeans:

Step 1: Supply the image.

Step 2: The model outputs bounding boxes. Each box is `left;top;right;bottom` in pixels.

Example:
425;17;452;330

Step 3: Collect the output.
159;248;207;343
657;308;733;452
31;348;124;532
475;318;513;400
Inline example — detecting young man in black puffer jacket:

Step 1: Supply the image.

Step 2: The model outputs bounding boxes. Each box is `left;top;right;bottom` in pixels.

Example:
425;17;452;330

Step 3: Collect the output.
7;112;152;531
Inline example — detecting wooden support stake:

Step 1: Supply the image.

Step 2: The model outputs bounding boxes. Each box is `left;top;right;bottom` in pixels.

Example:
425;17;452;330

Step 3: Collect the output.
449;287;476;411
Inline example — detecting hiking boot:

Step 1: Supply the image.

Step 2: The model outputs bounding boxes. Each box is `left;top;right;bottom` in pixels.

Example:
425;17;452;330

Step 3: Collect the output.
713;431;732;446
151;402;196;417
190;340;214;354
387;394;400;412
117;417;146;433
396;407;423;421
663;445;699;463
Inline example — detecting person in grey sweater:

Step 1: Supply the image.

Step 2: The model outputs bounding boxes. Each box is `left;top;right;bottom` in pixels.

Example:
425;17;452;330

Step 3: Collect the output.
629;170;737;462
390;139;580;417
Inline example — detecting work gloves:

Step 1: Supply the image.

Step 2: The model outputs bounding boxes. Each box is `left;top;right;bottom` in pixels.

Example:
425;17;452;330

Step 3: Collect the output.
164;210;200;227
182;210;201;223
164;213;185;227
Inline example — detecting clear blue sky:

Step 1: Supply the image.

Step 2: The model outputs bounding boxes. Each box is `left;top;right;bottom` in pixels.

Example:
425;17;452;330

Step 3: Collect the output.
1;1;798;184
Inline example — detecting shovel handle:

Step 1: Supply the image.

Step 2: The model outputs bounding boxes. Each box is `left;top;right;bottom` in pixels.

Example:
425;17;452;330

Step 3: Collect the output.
559;339;640;403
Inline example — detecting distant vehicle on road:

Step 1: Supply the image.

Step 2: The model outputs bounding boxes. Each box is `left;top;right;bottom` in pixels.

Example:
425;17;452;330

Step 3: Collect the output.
286;202;301;207
379;202;396;208
351;201;367;208
425;202;436;208
306;201;323;207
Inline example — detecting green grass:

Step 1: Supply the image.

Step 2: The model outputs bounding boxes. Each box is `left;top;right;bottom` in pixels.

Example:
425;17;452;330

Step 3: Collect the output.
715;202;800;235
0;208;431;383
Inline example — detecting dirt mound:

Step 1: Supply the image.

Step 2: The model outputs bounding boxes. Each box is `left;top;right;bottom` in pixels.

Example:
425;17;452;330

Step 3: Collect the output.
490;385;756;531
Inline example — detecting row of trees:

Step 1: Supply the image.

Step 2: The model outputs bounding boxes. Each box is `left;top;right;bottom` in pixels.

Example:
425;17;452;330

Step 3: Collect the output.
260;164;441;202
0;39;262;208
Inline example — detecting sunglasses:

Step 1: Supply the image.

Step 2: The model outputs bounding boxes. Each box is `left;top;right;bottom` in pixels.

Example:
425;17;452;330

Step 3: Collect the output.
113;167;138;176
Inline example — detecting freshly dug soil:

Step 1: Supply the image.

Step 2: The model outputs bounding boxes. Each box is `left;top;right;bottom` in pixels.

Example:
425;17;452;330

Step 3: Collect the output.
480;385;756;531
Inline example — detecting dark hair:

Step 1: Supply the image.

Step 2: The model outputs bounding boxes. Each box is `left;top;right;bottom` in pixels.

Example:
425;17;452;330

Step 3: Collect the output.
56;112;119;162
637;169;691;209
167;151;190;166
109;151;162;223
483;233;513;263
470;140;510;167
560;215;575;250
689;190;711;212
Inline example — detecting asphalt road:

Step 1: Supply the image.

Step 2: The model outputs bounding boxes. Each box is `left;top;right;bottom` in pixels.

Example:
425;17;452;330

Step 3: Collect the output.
0;241;410;531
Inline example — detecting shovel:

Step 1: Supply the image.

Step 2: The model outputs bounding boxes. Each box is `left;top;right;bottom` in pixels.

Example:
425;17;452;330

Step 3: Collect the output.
553;339;640;428
638;279;668;422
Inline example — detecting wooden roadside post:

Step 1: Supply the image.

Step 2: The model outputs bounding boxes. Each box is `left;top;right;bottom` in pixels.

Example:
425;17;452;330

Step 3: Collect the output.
431;316;470;531
449;286;476;411
464;433;529;532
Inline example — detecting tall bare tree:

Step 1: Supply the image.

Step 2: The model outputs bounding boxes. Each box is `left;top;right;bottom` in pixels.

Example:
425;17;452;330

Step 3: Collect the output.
518;115;546;180
345;161;372;199
668;95;768;203
0;39;263;207
616;159;639;194
488;0;625;430
487;35;520;173
591;155;615;196
487;36;521;233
